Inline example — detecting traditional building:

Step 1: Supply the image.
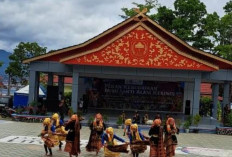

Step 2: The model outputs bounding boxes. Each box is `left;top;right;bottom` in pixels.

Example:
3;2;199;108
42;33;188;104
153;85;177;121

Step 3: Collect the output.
24;11;232;117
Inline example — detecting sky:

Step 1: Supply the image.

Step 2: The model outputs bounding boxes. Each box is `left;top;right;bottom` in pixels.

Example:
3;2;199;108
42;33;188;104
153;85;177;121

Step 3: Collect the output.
0;0;230;53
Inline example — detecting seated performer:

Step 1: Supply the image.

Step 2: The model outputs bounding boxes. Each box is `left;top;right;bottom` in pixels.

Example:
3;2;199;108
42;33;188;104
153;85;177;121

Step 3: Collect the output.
86;113;106;155
129;124;146;157
51;113;67;151
41;118;57;156
149;119;165;157
64;114;81;157
102;127;127;157
123;119;132;137
142;113;149;124
164;118;178;157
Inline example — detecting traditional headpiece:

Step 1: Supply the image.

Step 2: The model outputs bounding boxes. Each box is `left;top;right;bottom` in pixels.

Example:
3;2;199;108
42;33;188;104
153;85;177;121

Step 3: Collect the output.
167;118;175;126
130;124;142;141
52;113;59;120
43;118;51;126
106;127;114;135
52;113;60;126
93;113;103;127
125;119;132;126
152;119;161;127
106;127;114;142
166;117;176;132
131;123;138;131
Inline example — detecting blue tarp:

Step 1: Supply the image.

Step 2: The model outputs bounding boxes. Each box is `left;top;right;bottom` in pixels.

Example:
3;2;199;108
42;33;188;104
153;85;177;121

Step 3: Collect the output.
13;85;46;107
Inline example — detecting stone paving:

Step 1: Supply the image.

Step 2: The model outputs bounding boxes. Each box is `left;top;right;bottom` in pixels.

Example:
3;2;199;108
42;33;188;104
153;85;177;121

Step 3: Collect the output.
0;120;232;157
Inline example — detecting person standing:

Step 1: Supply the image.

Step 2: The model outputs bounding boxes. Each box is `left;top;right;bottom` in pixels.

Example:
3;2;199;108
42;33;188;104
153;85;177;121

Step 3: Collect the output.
149;119;165;157
64;114;81;157
123;119;132;137
51;113;66;151
78;98;83;112
86;113;106;155
129;124;146;157
164;118;178;157
59;99;65;122
133;111;140;124
41;118;57;156
102;127;127;157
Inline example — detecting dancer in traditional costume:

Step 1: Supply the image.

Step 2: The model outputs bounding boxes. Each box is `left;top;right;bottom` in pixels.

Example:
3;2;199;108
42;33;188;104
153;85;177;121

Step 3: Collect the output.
102;127;127;157
86;113;106;155
41;118;58;156
149;119;165;157
164;118;178;157
129;124;146;157
51;113;67;150
123;119;132;137
64;114;81;157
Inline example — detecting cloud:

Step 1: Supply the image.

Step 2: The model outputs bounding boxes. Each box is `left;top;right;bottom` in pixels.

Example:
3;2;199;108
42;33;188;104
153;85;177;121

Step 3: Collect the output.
0;0;228;52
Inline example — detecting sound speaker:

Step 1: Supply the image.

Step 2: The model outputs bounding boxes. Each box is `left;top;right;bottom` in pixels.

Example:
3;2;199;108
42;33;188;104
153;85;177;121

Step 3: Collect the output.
46;86;59;112
185;100;190;115
47;86;59;99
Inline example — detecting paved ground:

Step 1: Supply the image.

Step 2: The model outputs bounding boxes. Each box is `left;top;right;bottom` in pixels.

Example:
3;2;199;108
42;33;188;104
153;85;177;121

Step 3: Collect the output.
0;119;232;157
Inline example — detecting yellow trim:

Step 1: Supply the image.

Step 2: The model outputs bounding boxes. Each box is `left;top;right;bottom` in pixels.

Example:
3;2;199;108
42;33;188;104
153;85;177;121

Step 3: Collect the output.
140;23;219;70
23;17;135;64
60;23;142;62
146;18;232;66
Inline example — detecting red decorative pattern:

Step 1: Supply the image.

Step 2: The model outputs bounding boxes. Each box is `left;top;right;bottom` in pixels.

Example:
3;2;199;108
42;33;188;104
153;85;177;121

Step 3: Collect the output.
64;26;215;71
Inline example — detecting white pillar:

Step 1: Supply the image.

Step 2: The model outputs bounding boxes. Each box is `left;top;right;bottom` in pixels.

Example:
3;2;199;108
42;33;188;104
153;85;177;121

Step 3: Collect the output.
212;83;219;119
192;78;201;116
71;67;79;113
223;82;230;116
28;70;39;105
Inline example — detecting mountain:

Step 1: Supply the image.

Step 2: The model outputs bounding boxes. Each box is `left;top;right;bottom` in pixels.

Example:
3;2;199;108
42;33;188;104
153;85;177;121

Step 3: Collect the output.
0;49;11;79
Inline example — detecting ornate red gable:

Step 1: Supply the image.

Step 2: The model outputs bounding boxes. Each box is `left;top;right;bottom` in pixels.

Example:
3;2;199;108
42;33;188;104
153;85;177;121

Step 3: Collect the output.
62;26;217;71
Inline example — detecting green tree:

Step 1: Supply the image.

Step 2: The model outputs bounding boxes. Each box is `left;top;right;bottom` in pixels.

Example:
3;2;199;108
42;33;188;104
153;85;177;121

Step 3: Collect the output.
154;6;175;32
214;2;232;61
224;0;232;13
0;62;3;67
120;0;159;19
172;0;207;46
5;42;46;85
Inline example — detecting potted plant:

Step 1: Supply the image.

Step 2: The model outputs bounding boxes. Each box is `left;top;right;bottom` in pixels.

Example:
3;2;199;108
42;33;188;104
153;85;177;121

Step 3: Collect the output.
116;116;123;129
183;121;190;133
193;114;201;133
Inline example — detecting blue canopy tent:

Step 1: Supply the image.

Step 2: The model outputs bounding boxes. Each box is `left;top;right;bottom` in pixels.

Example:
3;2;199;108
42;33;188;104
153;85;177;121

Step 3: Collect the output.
13;85;46;108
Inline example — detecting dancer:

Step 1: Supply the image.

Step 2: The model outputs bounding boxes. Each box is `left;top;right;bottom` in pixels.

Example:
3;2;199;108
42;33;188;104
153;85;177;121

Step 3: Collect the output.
51;113;66;150
86;113;106;155
64;114;81;157
102;127;127;157
149;119;165;157
129;124;146;157
123;119;132;137
41;118;57;156
164;118;178;157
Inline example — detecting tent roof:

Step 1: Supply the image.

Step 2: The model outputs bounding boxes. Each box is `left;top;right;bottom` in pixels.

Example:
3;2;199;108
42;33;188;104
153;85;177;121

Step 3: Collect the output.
15;85;45;96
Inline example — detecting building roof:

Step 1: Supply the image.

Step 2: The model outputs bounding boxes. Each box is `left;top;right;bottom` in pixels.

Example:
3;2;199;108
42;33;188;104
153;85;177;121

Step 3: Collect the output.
23;12;232;70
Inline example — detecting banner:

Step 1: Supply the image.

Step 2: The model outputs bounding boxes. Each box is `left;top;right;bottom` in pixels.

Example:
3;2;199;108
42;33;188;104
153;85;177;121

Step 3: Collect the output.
90;78;184;112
